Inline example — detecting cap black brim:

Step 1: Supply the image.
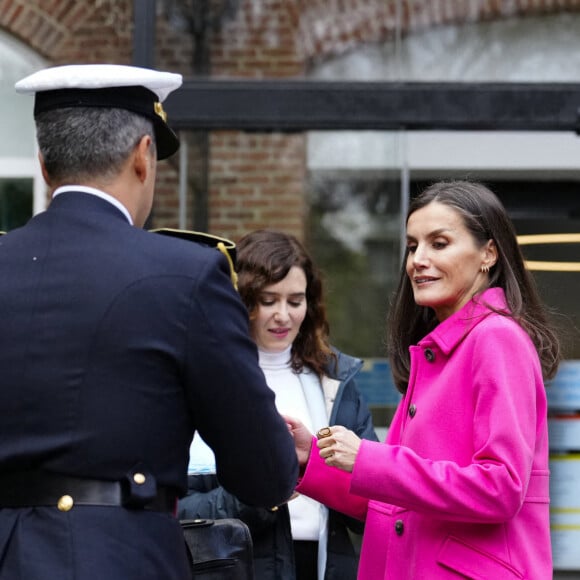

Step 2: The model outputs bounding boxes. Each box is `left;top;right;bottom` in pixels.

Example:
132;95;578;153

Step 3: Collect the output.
152;117;179;160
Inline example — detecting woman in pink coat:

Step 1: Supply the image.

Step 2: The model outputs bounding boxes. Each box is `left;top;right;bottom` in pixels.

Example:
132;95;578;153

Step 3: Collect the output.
286;180;561;579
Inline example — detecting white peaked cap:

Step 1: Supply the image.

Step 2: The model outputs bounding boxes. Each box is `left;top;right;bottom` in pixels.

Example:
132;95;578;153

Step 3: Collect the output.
15;64;182;101
15;64;183;159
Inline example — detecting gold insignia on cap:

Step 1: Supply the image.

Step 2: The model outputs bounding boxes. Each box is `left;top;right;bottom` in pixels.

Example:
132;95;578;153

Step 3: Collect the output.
57;494;74;512
154;102;167;122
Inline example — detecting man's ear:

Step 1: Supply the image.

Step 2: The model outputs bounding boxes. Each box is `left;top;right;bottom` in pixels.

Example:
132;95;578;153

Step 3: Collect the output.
134;135;154;183
38;152;51;186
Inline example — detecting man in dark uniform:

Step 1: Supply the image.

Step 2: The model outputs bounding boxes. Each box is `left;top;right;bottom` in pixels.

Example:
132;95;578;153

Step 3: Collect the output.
0;64;298;579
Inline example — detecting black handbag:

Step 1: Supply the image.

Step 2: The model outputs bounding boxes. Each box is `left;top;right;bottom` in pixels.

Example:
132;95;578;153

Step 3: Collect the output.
181;518;254;579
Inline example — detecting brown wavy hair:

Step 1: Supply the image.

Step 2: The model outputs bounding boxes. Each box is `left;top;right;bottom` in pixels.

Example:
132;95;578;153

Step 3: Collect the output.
387;180;561;393
236;229;335;378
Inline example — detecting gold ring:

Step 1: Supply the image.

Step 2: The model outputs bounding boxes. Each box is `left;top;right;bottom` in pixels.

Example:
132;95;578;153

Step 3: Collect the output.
317;427;332;440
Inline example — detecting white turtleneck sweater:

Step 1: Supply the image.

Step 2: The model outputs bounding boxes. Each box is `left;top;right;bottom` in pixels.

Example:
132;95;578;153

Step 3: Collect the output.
259;346;326;542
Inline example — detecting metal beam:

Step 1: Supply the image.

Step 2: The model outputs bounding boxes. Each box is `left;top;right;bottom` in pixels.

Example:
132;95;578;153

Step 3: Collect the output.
164;80;580;132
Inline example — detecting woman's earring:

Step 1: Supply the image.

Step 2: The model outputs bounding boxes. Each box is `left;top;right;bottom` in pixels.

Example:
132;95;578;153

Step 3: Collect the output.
480;264;490;273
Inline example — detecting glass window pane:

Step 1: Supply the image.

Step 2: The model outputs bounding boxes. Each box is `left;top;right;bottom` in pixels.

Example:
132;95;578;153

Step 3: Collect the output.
0;179;33;231
307;168;401;358
0;31;45;158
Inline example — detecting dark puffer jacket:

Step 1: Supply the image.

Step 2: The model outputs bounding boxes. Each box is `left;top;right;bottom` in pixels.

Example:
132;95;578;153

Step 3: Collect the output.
178;348;378;580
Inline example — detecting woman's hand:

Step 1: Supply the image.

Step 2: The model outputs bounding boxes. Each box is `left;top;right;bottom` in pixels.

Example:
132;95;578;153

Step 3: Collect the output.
316;425;361;473
282;415;313;468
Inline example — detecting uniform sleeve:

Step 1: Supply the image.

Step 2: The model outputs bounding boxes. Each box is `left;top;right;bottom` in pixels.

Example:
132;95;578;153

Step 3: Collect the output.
182;252;298;508
350;321;546;523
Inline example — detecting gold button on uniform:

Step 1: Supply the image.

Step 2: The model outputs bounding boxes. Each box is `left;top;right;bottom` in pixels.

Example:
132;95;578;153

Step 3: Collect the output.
133;472;146;485
57;495;74;512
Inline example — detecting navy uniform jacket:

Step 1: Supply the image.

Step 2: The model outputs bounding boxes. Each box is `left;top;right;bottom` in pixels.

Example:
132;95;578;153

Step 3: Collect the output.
0;191;298;580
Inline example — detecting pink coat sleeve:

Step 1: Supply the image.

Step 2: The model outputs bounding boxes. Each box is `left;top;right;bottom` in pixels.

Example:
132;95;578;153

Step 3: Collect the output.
295;436;368;521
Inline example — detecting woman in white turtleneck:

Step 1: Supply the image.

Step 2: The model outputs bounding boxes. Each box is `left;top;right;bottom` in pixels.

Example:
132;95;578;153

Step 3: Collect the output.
179;229;377;580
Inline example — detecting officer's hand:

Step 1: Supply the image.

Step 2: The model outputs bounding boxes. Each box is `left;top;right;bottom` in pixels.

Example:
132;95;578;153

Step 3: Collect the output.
282;415;313;468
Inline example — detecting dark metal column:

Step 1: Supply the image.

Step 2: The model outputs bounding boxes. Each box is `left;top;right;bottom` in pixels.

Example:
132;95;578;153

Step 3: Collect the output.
132;0;156;68
133;0;156;228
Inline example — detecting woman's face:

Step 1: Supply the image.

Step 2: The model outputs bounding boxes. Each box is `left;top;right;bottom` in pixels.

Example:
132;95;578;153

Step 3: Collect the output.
405;201;496;321
250;265;308;353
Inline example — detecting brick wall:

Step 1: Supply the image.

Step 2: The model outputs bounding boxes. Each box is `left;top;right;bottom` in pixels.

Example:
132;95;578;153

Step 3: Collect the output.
2;0;579;241
0;0;133;64
207;0;306;240
209;131;306;240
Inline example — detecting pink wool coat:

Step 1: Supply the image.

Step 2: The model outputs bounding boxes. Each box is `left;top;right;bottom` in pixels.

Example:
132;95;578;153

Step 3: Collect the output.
297;288;551;579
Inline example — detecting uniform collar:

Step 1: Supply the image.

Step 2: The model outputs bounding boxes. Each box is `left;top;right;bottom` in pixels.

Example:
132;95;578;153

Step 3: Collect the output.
53;185;133;225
